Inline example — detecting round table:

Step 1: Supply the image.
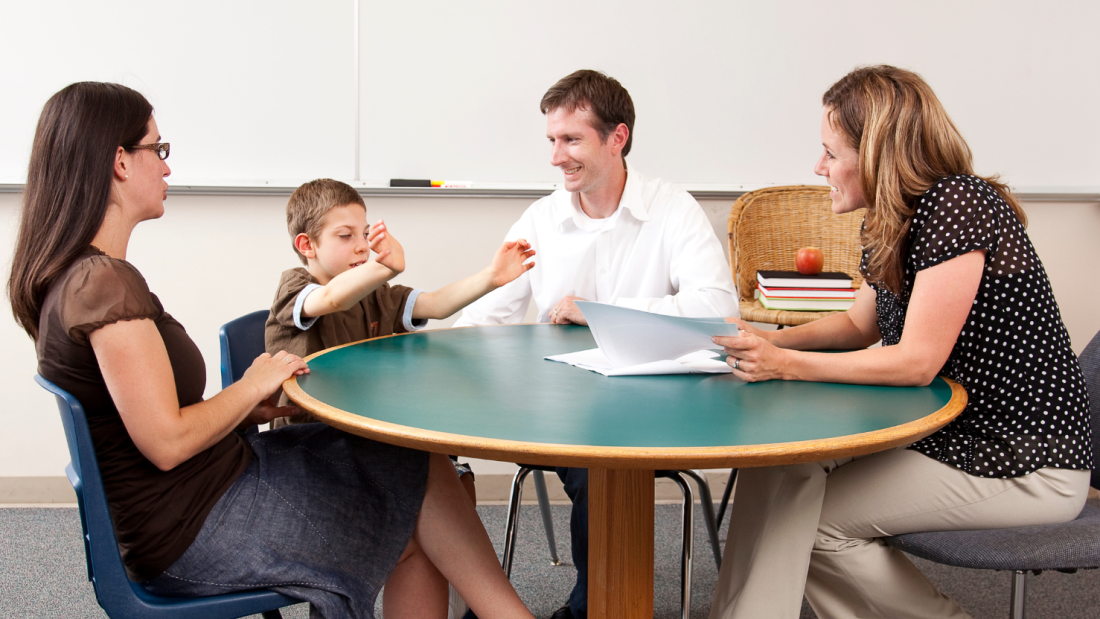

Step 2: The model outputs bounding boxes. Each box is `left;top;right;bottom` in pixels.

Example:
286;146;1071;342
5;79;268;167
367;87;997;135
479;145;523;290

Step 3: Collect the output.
283;324;966;619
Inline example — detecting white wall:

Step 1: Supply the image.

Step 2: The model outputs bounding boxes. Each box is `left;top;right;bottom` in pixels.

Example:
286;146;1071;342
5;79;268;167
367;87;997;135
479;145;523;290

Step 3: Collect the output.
2;191;1099;478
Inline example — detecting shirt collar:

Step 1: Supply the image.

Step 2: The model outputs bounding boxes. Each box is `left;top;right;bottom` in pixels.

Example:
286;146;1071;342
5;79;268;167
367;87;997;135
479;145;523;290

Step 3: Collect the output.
553;162;651;232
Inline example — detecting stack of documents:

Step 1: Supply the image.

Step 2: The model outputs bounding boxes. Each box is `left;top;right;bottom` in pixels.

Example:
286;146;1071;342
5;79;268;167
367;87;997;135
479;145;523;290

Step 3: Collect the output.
544;301;740;376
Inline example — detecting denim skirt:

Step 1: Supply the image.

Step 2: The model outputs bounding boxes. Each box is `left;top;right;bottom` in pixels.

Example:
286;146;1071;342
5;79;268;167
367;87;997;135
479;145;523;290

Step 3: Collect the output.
143;423;429;619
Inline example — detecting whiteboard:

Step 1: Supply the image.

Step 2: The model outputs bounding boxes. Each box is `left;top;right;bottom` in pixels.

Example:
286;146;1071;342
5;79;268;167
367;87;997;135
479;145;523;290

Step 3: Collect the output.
0;0;356;186
3;1;1098;190
361;0;1100;189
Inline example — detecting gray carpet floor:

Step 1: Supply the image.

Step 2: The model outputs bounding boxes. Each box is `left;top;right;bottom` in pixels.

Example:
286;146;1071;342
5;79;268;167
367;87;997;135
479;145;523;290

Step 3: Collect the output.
2;504;1099;618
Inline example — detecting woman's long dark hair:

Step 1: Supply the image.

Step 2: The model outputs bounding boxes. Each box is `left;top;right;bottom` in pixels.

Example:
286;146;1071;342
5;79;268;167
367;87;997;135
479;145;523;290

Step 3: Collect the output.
8;82;152;340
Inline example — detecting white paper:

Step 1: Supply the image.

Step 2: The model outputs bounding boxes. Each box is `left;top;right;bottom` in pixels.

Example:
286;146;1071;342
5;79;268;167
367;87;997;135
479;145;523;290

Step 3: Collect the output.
575;301;740;367
546;348;732;376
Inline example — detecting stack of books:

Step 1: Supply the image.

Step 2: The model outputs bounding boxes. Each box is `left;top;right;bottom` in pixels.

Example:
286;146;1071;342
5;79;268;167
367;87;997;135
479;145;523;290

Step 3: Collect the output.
756;270;856;311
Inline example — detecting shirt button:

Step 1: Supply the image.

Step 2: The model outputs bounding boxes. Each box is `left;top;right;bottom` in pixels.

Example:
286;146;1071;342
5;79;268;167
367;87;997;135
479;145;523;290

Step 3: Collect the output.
600;268;607;275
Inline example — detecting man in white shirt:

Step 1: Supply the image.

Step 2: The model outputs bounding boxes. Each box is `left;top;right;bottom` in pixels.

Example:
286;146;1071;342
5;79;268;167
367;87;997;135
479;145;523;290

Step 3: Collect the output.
455;70;737;619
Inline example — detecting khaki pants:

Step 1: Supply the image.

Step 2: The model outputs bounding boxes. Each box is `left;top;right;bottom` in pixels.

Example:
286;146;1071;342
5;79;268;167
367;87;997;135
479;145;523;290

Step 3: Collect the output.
709;448;1089;619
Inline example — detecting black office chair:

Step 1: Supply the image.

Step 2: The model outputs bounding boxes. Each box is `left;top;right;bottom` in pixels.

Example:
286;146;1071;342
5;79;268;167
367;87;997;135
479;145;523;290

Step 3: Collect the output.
35;374;299;619
503;465;722;619
885;330;1100;619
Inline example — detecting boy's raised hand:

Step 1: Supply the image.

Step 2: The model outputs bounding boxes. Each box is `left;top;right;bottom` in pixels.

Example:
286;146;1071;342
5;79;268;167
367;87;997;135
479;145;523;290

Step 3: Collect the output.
368;219;405;274
488;239;536;287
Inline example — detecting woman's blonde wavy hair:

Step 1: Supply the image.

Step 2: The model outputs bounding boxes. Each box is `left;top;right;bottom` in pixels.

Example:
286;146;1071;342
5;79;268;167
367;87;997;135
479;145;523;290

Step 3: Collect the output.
822;65;1025;294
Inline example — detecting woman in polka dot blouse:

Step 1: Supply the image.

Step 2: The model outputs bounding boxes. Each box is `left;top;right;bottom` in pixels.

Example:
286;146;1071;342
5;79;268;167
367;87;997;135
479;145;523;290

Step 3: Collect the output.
708;65;1094;619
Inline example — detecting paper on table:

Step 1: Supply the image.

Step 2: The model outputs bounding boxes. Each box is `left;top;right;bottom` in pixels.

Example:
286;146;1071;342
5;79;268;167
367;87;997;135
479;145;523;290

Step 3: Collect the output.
574;301;740;367
545;348;732;376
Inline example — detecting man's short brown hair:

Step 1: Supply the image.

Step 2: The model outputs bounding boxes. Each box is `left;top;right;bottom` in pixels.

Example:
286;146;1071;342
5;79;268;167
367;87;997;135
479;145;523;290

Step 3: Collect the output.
286;179;365;265
540;69;635;157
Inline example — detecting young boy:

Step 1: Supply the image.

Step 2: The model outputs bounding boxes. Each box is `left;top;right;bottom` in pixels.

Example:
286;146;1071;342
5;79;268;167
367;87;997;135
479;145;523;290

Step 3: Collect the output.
265;178;533;617
265;178;536;422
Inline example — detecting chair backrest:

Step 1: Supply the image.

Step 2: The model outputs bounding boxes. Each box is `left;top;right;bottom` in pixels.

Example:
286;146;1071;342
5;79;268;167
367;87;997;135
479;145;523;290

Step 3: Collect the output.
1078;332;1100;490
35;374;156;612
34;374;299;618
219;310;271;389
727;185;864;303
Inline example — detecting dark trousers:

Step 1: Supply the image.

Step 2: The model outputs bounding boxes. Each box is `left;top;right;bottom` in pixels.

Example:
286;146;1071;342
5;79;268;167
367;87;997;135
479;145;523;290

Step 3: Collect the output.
556;466;589;619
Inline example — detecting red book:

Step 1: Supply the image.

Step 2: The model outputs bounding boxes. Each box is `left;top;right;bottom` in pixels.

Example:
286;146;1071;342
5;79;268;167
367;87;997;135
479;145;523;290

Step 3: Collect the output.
757;283;857;300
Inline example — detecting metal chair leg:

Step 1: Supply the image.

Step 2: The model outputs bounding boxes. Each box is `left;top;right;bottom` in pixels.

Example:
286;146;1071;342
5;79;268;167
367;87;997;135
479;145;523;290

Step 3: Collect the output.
668;472;694;619
1010;570;1027;619
502;467;534;578
715;468;738;532
681;469;722;569
532;469;562;565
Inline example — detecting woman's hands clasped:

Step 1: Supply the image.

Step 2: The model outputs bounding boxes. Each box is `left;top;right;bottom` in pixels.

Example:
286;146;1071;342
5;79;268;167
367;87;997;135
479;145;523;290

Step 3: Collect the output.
714;317;789;382
240;351;309;425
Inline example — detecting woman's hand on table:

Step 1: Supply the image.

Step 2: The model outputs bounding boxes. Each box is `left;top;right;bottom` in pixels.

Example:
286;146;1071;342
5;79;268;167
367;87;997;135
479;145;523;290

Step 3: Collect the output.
241;351;309;396
713;330;790;382
238;352;309;425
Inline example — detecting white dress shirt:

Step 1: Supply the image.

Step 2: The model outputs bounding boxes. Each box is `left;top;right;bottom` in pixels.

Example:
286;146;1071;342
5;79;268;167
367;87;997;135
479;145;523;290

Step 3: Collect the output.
455;164;738;326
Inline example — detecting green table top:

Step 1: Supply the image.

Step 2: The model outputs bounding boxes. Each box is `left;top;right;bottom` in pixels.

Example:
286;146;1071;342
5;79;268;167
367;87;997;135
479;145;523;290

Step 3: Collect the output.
286;324;963;468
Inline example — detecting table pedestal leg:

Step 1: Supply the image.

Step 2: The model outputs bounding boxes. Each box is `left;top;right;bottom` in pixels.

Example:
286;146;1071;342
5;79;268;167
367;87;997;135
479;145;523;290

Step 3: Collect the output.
589;468;655;619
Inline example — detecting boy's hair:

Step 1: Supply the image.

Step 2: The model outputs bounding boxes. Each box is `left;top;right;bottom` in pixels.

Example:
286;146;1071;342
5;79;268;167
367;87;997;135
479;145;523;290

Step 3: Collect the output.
287;179;366;265
540;69;635;157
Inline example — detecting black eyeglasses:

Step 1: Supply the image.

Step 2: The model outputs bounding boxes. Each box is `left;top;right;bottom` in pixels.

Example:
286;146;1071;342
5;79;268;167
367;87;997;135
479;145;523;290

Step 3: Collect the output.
129;142;170;160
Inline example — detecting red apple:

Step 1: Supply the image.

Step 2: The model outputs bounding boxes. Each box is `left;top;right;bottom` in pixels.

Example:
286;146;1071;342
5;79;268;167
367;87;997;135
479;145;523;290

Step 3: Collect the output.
795;247;824;275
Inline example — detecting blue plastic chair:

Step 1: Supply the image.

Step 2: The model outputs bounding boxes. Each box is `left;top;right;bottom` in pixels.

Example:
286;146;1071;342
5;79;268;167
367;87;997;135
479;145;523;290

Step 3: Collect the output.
885;330;1100;619
35;374;299;618
219;310;271;389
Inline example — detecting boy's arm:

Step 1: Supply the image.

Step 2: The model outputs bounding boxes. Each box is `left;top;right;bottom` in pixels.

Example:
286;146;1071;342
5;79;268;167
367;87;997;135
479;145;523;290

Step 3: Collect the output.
412;239;535;320
302;221;404;318
301;262;396;318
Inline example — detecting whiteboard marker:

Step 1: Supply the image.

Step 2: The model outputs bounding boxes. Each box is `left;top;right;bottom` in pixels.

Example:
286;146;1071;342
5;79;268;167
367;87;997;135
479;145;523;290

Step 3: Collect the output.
389;179;475;188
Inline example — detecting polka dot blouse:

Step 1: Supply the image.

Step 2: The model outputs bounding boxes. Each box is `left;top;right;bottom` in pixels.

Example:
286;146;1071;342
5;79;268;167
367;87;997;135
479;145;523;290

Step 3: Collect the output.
866;175;1094;478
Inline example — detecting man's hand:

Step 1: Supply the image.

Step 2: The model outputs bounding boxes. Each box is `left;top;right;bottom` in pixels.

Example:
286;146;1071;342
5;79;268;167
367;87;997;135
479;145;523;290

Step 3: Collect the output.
369;219;405;274
550;295;588;325
488;239;536;287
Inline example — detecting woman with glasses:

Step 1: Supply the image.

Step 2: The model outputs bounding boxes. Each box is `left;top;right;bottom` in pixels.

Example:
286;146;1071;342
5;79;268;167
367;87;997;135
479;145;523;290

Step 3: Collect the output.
8;81;534;619
708;66;1093;619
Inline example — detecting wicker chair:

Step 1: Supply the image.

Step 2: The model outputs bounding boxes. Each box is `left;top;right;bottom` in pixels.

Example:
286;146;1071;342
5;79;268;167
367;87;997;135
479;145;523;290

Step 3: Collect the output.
728;185;864;327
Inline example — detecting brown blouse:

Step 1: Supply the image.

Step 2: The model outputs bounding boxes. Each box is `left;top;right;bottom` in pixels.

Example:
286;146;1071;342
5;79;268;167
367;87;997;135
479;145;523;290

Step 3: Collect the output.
36;247;251;581
265;267;419;424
